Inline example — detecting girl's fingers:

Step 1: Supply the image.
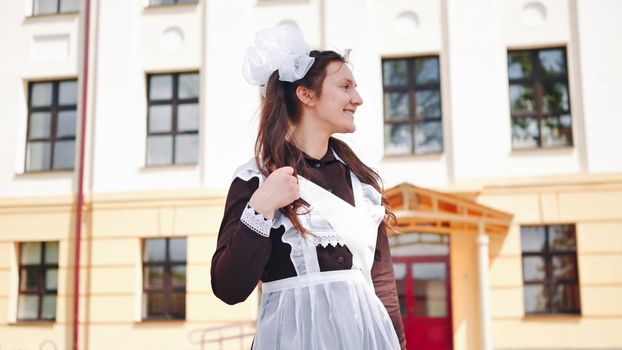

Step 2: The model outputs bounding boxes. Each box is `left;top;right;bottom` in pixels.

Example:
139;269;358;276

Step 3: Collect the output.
280;166;295;175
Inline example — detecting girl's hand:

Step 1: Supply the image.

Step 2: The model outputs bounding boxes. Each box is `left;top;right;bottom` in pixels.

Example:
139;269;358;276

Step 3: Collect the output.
248;166;300;220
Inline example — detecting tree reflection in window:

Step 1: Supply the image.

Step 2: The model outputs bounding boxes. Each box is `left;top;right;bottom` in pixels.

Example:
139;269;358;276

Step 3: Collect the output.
382;57;443;155
520;225;581;314
507;48;573;149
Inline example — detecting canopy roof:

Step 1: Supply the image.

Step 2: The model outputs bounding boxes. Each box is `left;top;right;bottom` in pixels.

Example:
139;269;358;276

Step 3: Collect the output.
385;183;513;235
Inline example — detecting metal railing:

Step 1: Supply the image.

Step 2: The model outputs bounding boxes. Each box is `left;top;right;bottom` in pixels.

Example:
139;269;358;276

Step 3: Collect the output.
188;320;256;350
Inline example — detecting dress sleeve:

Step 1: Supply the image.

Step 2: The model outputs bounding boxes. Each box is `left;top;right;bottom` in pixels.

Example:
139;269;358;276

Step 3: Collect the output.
210;176;274;305
371;225;406;349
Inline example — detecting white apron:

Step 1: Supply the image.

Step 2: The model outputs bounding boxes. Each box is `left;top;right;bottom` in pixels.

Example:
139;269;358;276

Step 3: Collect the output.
234;158;400;350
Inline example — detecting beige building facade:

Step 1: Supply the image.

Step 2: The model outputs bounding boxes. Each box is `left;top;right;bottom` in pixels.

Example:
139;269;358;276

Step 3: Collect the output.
1;0;621;349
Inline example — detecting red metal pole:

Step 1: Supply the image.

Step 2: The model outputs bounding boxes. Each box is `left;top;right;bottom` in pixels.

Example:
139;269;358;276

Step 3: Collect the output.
72;0;91;349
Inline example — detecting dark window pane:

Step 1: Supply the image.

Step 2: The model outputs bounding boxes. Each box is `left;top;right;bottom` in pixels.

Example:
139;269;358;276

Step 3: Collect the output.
171;265;186;288
507;48;572;151
144;266;164;289
415;58;439;84
524;284;548;313
41;295;56;320
170;293;185;317
29;112;52;139
27;80;77;172
542;83;569;113
542;115;572;147
393;263;407;280
169;238;187;262
178;0;197;3
412;263;447;317
151;0;176;5
34;0;59;15
384;124;412;155
178;104;199;131
45;242;59;264
548;225;576;251
147;135;173;165
52;140;75;170
20;267;39;291
59;81;78;105
393;263;407;316
415;90;441;118
60;0;79;12
508;52;532;79
26;142;52;171
551;284;580;312
382;57;442;157
144;239;166;262
509;84;535;112
384;92;409;120
522;256;545;281
145;293;165;316
388;233;449;256
21;243;42;264
178;73;199;99
18;242;59;321
521;224;579;315
18;295;39;320
412;262;447;282
175;134;198;164
414;120;443;154
552;256;577;280
149;75;173;100
57;111;77;138
45;268;58;290
383;60;408;86
148;105;173;133
539;49;566;76
31;83;53;107
521;226;546;253
512;117;539;149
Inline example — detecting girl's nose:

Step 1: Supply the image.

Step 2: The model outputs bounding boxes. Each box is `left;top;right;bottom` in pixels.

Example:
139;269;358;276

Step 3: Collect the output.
352;90;363;106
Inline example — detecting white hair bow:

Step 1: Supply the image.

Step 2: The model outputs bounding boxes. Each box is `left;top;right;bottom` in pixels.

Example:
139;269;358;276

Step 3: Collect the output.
242;25;315;95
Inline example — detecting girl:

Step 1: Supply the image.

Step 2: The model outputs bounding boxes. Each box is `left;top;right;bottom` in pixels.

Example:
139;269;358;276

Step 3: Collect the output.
211;26;406;350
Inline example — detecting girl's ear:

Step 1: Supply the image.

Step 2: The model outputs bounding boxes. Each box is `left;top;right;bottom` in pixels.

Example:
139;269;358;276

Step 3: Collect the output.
295;85;316;107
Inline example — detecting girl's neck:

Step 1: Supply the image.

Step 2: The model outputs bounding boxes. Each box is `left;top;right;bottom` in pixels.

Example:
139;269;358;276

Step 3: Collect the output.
290;123;330;160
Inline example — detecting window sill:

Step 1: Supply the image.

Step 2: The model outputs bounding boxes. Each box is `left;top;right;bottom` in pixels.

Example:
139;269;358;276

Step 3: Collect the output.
144;2;199;10
382;152;444;162
522;313;582;321
139;163;198;172
14;170;74;178
510;145;574;155
256;0;311;5
25;12;79;19
135;318;186;326
9;320;56;326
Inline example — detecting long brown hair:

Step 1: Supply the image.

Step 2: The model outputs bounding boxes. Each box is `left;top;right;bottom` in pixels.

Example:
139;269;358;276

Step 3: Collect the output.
255;50;397;235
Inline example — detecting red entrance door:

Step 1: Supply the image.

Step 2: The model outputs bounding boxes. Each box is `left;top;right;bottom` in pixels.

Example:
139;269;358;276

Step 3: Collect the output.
393;256;453;350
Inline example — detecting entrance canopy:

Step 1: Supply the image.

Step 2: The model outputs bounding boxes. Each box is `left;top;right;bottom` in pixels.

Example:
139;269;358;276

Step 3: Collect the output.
385;183;513;235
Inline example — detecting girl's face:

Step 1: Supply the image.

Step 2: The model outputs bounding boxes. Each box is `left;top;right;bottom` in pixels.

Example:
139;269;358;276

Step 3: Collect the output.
312;61;363;134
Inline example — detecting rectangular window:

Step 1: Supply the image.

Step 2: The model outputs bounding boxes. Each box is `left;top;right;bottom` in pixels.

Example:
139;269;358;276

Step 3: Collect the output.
382;56;443;156
32;0;79;15
26;79;78;172
146;72;199;166
142;238;187;320
508;48;573;149
521;224;581;315
17;242;59;321
149;0;197;6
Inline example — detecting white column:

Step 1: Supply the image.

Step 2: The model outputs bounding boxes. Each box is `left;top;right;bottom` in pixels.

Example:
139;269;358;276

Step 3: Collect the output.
476;221;492;350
